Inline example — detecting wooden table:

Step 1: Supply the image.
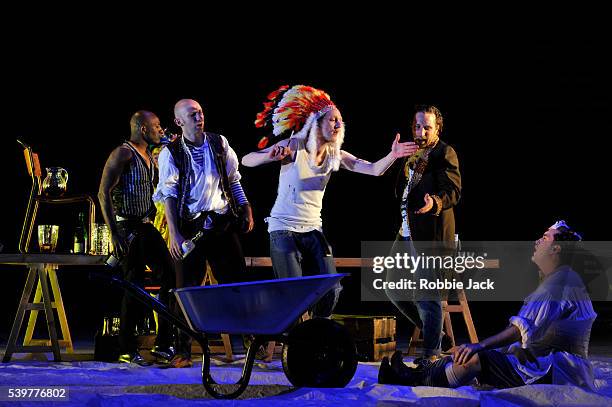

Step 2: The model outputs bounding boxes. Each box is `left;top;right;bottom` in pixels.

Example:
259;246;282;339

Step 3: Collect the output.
1;254;106;362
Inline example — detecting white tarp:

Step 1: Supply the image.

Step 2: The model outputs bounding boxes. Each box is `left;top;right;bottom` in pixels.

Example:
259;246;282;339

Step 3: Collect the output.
0;356;610;406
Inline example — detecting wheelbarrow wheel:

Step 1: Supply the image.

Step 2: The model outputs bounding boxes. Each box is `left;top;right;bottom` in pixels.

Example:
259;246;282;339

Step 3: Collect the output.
282;318;357;388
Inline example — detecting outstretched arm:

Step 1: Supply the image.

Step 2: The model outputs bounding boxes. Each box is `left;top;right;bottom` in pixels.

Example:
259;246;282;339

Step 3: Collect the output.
341;133;418;176
241;138;294;167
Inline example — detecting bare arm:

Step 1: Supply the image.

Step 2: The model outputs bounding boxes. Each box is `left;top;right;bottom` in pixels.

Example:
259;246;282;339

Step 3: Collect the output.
163;197;185;260
340;134;419;176
98;146;131;256
340;150;395;176
453;325;521;365
480;325;522;350
241;138;295;167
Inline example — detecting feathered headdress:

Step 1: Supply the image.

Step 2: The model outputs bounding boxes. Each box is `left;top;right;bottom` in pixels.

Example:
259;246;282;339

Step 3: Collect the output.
255;85;335;149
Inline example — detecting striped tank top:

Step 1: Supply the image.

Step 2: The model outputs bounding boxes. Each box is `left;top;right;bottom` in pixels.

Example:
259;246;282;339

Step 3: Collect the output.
111;142;156;220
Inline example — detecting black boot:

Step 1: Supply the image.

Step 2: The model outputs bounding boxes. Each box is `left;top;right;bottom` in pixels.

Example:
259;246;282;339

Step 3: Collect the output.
391;351;413;376
379;355;424;386
378;357;402;384
118;351;152;367
151;345;176;362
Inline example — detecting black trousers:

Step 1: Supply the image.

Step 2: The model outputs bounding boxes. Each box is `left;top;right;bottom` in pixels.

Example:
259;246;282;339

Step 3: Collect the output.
118;222;175;354
173;213;248;356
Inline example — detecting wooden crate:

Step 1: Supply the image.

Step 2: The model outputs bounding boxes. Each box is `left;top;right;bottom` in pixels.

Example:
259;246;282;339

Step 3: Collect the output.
332;314;396;362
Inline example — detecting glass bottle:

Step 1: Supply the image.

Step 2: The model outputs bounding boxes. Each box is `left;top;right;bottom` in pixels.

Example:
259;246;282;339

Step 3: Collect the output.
73;212;87;253
182;231;204;259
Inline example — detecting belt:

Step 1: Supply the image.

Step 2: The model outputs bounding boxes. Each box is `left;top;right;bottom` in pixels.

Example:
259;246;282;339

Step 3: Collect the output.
116;215;153;224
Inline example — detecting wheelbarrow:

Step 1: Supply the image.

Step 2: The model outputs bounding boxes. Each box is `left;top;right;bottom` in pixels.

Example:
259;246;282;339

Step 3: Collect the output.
102;273;357;399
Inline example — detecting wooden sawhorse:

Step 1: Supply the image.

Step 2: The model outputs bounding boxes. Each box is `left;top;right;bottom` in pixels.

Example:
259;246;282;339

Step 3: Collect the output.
2;254;106;362
407;290;479;356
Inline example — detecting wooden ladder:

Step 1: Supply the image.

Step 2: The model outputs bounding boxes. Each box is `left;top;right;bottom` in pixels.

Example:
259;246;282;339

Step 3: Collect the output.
199;264;234;362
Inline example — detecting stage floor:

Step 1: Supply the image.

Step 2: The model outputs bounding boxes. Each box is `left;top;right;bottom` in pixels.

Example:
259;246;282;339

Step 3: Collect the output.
1;345;611;406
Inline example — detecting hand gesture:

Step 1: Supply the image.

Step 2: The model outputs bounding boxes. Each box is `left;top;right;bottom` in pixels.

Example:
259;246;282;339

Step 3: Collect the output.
391;133;419;159
169;230;186;260
268;144;292;161
240;205;254;233
111;233;128;258
452;343;484;365
415;193;434;214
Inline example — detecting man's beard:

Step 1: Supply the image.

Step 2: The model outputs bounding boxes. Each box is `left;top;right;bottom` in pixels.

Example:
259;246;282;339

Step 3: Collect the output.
414;134;438;149
143;133;161;146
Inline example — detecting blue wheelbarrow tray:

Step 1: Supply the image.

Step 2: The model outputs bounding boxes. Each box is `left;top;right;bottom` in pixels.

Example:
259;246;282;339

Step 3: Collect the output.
173;274;346;336
169;273;356;399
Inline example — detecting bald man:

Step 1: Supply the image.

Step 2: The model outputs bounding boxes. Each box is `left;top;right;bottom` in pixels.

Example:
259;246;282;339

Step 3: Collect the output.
98;111;176;366
153;99;253;367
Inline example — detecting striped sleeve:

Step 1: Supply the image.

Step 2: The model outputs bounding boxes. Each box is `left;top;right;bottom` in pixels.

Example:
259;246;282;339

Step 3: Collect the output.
230;180;248;206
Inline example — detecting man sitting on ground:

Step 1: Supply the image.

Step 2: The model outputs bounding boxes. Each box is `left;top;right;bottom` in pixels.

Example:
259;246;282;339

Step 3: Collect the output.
379;220;597;390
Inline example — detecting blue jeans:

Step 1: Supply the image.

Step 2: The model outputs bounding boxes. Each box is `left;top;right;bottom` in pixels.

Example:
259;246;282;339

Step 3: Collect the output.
269;230;342;318
386;236;443;357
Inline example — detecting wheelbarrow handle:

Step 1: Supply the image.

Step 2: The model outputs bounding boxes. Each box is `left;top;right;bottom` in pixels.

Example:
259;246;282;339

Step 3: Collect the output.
90;271;207;346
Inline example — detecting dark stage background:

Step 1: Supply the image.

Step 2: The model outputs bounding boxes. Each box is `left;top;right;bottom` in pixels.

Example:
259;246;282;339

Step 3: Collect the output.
1;39;610;346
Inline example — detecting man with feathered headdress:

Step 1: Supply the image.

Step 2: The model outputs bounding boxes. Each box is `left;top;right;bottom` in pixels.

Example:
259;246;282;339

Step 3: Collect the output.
243;84;416;317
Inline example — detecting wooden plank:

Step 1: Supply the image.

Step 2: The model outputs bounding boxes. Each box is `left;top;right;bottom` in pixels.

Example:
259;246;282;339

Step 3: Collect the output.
247;257;368;268
264;341;277;362
48;266;73;353
243;257;499;269
373;341;397;361
247;257;273;267
14;346;55;353
37;266;61;361
32;152;42;177
442;301;456;348
0;254;107;266
24;281;43;345
192;338;235;358
333;258;364;267
220;334;233;361
374;318;395;340
2;266;38;362
27;339;72;347
23;149;34;176
460;299;479;344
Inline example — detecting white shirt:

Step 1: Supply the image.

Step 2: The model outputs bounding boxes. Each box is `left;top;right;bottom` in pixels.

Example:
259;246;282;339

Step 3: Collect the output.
505;266;597;389
266;139;333;233
153;134;241;224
